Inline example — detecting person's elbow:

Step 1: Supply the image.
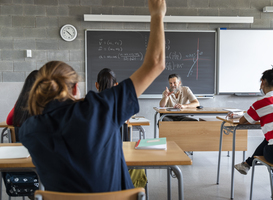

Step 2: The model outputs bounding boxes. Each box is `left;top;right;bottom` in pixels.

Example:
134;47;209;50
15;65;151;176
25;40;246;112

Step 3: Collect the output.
239;116;247;124
151;55;165;73
159;102;165;107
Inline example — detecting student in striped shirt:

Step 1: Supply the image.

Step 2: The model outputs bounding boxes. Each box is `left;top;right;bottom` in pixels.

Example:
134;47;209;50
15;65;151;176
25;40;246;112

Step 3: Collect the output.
235;69;273;175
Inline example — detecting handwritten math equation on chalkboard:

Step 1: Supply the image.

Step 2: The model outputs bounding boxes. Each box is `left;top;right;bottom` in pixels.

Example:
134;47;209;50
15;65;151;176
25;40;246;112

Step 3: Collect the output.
96;37;210;80
86;30;215;95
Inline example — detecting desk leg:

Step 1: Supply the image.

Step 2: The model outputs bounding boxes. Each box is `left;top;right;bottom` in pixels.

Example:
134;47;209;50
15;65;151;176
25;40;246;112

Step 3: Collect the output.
154;112;158;138
128;126;132;142
170;166;184;200
7;129;11;143
134;126;146;139
0;172;2;200
230;127;238;199
167;168;171;200
217;121;225;184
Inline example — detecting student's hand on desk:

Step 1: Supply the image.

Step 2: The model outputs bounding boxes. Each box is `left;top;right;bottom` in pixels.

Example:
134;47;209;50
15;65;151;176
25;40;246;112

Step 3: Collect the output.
163;87;173;98
174;104;185;109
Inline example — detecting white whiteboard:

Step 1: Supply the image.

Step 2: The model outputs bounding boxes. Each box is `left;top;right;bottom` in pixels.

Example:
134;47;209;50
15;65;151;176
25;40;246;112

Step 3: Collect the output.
218;29;273;94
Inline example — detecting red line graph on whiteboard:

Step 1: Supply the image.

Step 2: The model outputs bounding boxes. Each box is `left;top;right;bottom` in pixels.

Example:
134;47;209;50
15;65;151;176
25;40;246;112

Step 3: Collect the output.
183;38;210;80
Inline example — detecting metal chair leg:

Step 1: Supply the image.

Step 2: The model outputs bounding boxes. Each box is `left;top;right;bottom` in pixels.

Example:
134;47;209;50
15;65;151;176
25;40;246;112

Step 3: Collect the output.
250;159;257;200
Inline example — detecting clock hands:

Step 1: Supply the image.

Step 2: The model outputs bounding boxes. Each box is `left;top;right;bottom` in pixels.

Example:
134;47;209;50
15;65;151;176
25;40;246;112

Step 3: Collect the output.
66;30;73;37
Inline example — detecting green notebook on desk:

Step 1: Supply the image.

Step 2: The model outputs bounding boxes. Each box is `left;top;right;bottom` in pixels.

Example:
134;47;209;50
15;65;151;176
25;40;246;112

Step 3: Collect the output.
135;138;167;150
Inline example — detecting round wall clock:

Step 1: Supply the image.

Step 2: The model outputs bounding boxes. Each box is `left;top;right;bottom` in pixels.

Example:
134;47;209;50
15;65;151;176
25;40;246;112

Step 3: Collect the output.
60;24;77;42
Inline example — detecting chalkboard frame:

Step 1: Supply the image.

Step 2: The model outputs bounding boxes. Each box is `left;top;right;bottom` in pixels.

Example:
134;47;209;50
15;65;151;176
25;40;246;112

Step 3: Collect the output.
85;29;217;98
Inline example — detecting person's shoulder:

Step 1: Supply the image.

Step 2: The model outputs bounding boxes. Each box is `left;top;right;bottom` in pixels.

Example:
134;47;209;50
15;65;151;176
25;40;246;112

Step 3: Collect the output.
181;86;191;92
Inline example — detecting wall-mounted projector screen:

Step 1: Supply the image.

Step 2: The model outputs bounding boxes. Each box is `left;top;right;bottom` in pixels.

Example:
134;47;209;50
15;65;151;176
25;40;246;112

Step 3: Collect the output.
218;29;273;94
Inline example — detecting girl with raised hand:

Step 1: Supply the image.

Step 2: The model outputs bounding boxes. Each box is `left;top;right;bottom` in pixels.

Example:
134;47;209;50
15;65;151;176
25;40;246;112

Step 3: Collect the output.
20;0;166;193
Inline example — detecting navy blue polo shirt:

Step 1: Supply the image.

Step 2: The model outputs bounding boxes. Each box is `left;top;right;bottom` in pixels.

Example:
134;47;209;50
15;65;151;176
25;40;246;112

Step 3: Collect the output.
19;78;138;193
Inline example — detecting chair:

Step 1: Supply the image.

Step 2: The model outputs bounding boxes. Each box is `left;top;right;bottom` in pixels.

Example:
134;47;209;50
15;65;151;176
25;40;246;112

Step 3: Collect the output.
250;156;273;200
1;126;16;143
35;188;145;200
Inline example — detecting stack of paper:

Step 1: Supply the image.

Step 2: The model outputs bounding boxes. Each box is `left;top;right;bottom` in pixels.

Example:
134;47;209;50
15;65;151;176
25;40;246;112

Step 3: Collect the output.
135;138;167;150
129;118;150;123
224;109;244;119
0;146;30;159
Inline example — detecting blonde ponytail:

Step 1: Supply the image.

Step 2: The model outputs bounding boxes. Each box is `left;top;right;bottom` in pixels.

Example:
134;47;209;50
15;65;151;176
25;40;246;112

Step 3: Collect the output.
28;61;79;115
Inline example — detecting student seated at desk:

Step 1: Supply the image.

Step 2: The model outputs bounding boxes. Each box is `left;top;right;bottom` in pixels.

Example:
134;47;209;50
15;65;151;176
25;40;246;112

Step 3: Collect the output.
19;0;166;193
235;69;273;175
95;68;147;188
4;70;39;198
159;73;199;121
6;70;38;128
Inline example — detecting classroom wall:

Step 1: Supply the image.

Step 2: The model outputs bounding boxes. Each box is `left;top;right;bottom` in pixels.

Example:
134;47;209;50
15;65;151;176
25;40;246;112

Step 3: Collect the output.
0;0;272;138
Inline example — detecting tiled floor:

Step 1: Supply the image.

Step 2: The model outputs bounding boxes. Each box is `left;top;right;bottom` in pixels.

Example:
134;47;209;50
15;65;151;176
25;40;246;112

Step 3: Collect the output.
146;130;271;200
1;130;271;200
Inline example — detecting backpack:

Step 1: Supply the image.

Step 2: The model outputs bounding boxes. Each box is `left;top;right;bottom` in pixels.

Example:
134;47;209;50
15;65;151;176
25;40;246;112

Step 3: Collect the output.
3;172;39;197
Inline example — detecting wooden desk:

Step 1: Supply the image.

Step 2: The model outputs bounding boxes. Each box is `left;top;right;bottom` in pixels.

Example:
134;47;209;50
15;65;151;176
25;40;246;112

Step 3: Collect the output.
154;107;228;138
0;143;35;170
154;107;248;152
127;117;150;141
0;142;191;200
123;141;191;200
0;143;38;200
216;116;261;199
0;121;15;143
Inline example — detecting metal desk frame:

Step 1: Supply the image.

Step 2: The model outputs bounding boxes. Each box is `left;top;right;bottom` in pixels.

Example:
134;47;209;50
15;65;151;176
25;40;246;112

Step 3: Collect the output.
128;165;184;200
216;120;261;199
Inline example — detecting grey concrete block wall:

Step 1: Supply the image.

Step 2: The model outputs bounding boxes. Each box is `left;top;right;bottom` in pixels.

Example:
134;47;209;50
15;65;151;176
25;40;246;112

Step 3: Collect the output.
0;0;273;129
0;0;273;82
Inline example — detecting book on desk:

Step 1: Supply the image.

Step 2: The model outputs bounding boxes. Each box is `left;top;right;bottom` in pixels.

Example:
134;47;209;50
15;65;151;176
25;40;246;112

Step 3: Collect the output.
135;137;167;150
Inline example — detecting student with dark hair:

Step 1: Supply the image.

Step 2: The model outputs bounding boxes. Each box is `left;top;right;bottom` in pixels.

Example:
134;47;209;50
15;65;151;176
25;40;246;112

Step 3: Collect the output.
95;68;147;188
4;70;39;198
19;0;166;193
235;69;273;175
6;70;38;128
95;68;118;92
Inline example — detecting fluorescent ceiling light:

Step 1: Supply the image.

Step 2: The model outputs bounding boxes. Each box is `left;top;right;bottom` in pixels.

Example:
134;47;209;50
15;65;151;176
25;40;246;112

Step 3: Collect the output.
84;14;254;24
263;6;273;12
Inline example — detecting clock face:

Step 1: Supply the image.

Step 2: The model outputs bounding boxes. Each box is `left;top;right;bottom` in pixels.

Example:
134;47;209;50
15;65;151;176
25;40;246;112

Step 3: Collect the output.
60;24;77;42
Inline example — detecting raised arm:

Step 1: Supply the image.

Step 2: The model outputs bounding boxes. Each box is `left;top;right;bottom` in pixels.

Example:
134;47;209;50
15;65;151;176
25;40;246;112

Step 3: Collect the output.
130;0;166;97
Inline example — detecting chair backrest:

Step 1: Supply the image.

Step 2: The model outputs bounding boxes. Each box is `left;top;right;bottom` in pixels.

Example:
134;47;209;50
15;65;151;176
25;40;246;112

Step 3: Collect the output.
35;188;145;200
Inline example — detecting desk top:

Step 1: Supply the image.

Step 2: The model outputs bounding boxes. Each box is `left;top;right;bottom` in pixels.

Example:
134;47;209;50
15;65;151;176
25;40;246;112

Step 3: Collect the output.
0;142;191;170
153;107;229;114
0;143;35;169
216;116;260;125
123;141;192;166
0;121;13;128
128;117;150;126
